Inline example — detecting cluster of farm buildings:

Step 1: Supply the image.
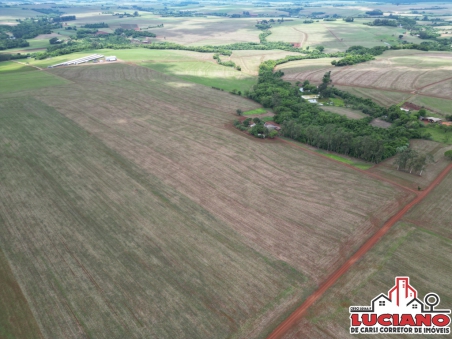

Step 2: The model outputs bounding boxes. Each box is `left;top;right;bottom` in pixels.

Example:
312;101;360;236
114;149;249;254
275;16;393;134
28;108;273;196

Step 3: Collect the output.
48;54;117;68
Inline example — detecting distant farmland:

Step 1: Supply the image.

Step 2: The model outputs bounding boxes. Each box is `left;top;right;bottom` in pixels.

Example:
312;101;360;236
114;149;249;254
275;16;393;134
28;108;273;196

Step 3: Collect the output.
0;63;413;338
278;50;452;112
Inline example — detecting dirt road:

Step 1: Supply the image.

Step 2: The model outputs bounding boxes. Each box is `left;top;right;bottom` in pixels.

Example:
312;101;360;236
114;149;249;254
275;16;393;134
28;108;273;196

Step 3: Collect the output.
266;162;452;339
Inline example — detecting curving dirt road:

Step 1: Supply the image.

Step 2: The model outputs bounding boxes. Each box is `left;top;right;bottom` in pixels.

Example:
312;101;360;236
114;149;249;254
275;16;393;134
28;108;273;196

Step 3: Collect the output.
266;161;452;339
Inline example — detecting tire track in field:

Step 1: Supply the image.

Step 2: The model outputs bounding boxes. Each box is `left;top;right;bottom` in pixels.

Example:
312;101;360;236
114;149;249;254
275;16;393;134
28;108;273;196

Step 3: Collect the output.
416;74;452;91
292;27;308;47
321;24;348;47
409;70;430;90
267;162;452;339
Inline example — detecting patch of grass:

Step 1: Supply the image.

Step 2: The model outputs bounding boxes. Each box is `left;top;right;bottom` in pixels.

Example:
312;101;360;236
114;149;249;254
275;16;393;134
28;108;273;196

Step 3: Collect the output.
329;98;345;106
411;95;452;116
243;108;267;115
316;150;374;170
0;71;69;94
4;38;51;52
425;124;452;144
261;116;274;122
0;61;36;74
141;61;257;93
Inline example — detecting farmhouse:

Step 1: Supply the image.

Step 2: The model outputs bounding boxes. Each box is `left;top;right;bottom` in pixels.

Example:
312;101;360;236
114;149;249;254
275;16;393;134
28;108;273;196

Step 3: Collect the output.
264;122;281;131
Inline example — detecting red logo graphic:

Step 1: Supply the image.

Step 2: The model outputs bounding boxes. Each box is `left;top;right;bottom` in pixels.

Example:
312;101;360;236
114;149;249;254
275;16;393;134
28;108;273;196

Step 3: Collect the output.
349;277;451;335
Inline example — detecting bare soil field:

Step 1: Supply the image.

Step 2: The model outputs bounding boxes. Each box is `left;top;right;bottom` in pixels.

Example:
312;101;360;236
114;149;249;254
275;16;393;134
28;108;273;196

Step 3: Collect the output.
278;51;452;101
368;139;452;191
0;96;306;339
402;168;452;240
0;63;413;338
335;86;411;107
280;220;452;339
0;248;43;339
321;106;367;120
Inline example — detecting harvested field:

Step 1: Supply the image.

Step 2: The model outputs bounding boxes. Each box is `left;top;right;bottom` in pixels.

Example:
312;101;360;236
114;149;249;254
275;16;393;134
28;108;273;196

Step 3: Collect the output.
335;86;411;107
278;51;452;102
368;139;452;191
0;63;413;338
0;96;306;339
0;248;43;339
40;64;413;282
280;221;452;339
403;166;452;240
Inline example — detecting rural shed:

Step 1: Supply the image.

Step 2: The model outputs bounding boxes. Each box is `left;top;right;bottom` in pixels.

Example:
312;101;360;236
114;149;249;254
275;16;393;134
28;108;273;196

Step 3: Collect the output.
105;56;117;61
420;117;442;123
264;122;281;131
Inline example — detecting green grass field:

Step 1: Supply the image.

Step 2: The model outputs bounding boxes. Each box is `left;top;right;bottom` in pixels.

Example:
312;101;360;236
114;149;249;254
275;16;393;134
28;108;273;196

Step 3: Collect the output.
266;19;412;52
0;70;69;94
243;108;267;115
316;150;374;170
0;61;36;74
3;38;51;52
424;124;452;145
411;95;452;116
23;48;258;93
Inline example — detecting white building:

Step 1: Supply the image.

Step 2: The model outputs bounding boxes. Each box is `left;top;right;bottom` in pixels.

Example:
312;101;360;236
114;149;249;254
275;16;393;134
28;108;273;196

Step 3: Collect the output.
105;56;117;62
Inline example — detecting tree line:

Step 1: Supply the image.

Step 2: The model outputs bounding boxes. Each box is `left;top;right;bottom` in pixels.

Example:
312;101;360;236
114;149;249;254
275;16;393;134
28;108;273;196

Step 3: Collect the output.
245;60;430;163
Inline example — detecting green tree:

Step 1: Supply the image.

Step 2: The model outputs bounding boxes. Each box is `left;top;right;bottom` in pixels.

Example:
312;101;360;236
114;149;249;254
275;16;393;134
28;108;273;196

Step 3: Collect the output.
236;109;243;116
268;130;278;139
445;150;452;160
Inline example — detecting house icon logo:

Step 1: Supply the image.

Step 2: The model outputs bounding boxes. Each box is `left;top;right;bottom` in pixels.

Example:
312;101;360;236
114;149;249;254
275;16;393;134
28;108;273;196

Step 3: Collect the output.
349;277;450;335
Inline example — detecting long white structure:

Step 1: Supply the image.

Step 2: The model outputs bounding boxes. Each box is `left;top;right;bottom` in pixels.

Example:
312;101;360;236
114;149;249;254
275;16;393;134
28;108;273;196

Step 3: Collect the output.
49;54;104;68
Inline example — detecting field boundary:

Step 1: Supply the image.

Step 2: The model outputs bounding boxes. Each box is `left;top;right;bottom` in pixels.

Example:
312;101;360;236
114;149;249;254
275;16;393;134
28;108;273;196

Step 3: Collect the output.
266;162;452;339
277;138;417;194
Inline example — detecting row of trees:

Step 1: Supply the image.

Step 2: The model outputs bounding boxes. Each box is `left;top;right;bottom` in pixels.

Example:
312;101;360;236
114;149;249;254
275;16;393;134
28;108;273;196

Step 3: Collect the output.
394;146;433;176
332;54;374;66
82;22;109;28
114;28;156;38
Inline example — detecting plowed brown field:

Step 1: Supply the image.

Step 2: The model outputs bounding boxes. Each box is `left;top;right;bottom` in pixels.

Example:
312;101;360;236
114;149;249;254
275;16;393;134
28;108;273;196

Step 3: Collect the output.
0;63;413;339
277;50;452;102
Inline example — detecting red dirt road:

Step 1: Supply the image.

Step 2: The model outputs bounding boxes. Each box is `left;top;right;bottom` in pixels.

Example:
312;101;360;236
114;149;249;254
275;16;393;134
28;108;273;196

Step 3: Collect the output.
267;162;452;339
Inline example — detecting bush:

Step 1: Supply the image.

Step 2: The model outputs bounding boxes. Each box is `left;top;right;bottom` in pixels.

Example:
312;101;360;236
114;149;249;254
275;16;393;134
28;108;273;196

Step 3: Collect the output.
268;130;278;139
445;150;452;160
